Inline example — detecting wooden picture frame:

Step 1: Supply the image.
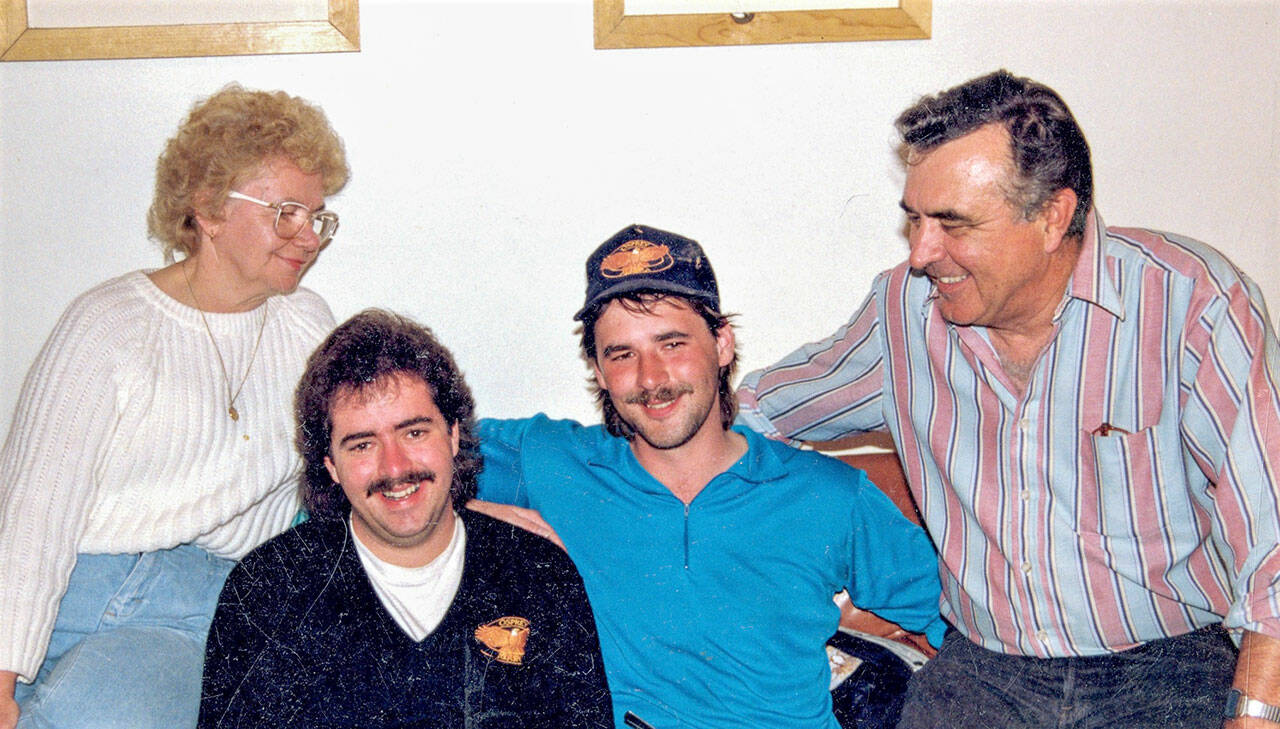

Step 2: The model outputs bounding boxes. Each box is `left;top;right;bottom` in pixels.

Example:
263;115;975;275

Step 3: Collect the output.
1;0;359;61
594;0;929;49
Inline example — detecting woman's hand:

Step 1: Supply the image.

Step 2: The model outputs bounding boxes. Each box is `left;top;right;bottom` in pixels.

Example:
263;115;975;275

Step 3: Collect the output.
0;670;20;729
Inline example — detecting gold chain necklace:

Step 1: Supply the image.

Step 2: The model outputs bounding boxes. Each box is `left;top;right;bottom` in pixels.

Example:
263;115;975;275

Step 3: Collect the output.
181;262;268;421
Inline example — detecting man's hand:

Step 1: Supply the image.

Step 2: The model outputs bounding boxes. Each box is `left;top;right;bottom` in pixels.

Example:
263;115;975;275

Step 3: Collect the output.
1226;631;1280;728
834;591;937;659
0;670;20;729
467;500;565;551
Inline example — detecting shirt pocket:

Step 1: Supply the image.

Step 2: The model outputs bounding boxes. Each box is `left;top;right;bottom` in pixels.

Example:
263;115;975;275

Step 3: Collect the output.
1080;422;1164;539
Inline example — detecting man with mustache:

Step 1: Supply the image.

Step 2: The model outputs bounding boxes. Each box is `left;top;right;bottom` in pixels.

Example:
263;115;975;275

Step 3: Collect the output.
472;225;944;729
737;70;1280;728
197;310;612;729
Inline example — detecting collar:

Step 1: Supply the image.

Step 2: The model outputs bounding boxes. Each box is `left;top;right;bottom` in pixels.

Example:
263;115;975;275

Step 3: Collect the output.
1061;207;1125;321
586;424;791;495
731;425;797;484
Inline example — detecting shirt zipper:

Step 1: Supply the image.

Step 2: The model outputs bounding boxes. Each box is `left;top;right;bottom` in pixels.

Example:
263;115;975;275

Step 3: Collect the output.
683;503;691;569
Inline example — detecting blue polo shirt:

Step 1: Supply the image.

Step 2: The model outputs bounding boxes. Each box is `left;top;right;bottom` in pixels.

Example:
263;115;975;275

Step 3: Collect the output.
477;416;943;729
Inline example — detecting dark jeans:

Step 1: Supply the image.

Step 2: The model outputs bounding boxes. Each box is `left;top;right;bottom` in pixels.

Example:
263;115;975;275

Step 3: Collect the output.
829;631;916;728
897;625;1237;729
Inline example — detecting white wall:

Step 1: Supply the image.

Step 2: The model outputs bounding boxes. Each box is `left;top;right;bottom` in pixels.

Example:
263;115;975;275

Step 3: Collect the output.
2;0;1278;428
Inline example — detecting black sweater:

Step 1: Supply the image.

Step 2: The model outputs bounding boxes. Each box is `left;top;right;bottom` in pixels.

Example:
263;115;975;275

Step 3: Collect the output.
198;510;612;728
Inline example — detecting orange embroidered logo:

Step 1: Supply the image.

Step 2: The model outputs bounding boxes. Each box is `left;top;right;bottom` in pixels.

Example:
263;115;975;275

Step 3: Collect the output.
474;616;531;665
600;240;673;279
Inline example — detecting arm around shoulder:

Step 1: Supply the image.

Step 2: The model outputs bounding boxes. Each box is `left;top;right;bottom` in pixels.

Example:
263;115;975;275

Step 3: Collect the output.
474;415;584;506
735;283;893;443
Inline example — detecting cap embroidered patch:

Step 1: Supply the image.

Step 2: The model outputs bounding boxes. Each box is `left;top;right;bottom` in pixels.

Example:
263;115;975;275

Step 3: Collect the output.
474;616;531;665
601;240;674;279
574;224;720;321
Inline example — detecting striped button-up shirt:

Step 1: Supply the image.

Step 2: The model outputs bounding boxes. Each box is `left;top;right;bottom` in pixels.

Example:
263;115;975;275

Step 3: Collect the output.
737;210;1280;657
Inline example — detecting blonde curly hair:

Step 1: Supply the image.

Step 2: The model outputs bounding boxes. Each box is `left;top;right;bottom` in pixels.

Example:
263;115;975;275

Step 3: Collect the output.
147;84;350;260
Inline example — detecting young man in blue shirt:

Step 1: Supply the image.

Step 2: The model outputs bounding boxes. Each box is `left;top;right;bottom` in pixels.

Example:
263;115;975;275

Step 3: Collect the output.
472;224;944;729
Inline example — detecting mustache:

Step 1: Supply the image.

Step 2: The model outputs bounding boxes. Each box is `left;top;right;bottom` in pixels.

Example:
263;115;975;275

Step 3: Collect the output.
365;469;437;497
624;383;694;406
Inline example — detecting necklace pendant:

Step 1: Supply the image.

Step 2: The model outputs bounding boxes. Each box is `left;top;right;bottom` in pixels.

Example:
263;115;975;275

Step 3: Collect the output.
182;262;268;428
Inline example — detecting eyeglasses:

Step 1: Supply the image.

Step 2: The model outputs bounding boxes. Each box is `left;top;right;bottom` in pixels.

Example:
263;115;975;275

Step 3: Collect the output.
226;191;340;245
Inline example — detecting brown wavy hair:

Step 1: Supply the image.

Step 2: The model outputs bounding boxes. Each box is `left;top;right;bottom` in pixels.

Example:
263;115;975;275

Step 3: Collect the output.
296;309;482;519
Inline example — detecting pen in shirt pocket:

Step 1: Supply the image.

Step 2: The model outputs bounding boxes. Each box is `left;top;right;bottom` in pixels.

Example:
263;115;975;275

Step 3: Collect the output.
1091;423;1131;437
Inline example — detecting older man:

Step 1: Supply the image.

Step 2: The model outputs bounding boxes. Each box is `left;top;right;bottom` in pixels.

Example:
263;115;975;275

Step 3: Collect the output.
737;69;1280;728
473;224;944;729
197;310;612;729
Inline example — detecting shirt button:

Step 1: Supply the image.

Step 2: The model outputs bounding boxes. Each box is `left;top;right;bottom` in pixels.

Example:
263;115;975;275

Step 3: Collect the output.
1037;630;1048;641
1021;563;1032;574
1019;418;1031;431
1021;490;1030;502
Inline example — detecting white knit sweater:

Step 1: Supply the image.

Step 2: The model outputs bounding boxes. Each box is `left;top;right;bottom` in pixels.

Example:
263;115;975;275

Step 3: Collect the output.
0;271;335;680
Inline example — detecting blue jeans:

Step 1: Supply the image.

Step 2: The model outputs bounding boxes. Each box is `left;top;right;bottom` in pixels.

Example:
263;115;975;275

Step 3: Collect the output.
897;625;1236;729
14;545;234;729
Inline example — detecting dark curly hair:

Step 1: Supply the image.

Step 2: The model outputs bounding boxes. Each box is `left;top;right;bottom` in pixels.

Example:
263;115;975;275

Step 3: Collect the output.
895;69;1093;238
296;309;481;518
578;292;737;440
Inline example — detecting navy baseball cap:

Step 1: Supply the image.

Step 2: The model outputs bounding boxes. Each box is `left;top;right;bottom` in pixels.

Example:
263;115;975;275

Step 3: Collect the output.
574;224;720;321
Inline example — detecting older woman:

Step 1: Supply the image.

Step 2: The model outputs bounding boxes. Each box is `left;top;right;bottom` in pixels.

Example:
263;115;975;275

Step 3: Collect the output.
0;85;349;729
